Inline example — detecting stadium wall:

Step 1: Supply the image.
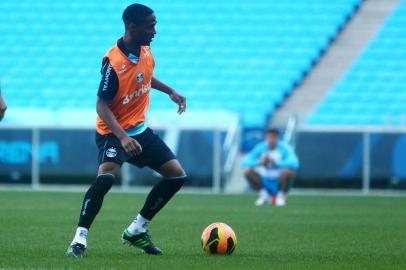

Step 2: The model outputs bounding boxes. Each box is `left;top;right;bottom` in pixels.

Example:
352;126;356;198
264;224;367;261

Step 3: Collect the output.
1;127;406;191
295;129;406;190
0;127;227;188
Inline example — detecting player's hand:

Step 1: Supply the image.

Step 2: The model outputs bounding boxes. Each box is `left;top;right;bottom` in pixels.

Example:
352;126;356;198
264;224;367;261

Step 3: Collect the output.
267;158;275;166
169;90;186;114
0;106;6;122
259;154;268;165
259;154;275;166
120;136;142;156
0;99;7;122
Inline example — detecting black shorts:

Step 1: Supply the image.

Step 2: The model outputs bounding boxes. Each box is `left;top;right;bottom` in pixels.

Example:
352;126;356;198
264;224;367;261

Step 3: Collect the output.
96;127;176;171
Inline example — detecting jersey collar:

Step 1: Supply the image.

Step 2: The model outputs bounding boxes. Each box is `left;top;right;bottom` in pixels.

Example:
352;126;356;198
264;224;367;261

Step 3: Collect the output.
117;37;140;64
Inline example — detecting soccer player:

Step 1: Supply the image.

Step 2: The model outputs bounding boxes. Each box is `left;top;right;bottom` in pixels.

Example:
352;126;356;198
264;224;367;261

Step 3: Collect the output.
0;80;7;121
67;4;187;258
242;127;299;206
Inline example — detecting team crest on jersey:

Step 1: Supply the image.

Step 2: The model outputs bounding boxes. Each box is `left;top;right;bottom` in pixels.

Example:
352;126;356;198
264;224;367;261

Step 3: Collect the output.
106;147;117;158
137;72;144;83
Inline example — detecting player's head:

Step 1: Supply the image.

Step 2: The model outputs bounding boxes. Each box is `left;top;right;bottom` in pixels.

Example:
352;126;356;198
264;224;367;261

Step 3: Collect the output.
265;127;280;148
122;3;156;46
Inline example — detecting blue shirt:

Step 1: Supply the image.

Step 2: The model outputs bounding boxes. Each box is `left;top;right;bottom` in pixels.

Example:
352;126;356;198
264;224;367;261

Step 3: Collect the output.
241;141;299;170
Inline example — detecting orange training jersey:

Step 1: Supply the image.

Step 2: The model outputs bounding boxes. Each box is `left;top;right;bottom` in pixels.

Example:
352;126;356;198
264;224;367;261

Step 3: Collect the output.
96;43;155;135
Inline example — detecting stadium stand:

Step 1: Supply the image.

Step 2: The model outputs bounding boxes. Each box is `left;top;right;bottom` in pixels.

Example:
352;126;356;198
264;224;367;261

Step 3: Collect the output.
307;1;406;126
0;0;361;127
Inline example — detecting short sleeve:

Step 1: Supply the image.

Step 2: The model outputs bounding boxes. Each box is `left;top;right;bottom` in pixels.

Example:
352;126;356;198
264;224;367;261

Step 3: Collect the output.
97;58;119;100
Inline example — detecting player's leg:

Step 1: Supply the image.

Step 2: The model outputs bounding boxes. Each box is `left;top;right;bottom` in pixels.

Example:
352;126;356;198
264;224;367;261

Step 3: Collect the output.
276;168;295;206
243;167;262;191
138;159;186;220
122;129;186;254
255;175;271;206
67;163;120;258
68;133;125;258
67;162;121;258
123;160;186;255
244;167;272;206
261;176;279;205
78;162;120;230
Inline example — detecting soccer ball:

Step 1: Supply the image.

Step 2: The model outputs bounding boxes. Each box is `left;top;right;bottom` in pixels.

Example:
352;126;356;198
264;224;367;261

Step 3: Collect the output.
201;222;237;255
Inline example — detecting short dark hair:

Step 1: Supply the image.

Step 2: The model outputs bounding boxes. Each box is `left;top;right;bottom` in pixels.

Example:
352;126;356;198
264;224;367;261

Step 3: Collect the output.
122;3;153;26
265;127;280;136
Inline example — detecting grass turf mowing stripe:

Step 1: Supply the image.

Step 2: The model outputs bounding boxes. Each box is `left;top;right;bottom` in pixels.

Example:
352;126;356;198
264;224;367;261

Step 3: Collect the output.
0;191;405;269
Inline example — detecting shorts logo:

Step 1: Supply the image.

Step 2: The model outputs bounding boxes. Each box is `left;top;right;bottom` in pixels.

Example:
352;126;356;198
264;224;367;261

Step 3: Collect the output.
137;72;144;83
106;147;117;158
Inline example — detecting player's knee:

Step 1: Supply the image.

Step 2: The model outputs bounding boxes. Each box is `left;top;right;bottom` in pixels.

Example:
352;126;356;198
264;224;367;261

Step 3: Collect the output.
164;166;186;178
98;162;120;177
86;173;115;197
280;168;295;179
167;175;187;192
243;167;255;177
95;173;115;194
244;168;259;181
169;163;186;177
158;159;186;178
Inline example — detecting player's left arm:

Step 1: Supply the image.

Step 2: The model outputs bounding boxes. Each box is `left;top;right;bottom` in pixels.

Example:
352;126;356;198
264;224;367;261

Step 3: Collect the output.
151;76;186;114
275;144;299;170
0;84;7;122
241;142;268;168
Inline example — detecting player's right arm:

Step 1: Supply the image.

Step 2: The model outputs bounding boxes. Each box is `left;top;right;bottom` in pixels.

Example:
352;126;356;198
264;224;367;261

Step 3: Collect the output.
241;142;267;168
274;142;299;170
97;59;142;156
0;81;7;122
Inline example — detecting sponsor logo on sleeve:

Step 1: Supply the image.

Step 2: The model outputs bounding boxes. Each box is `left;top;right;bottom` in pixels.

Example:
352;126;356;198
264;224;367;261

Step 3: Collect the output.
102;64;113;91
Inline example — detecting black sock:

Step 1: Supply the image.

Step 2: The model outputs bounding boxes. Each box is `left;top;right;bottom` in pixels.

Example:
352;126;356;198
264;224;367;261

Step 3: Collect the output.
140;176;186;220
78;174;115;228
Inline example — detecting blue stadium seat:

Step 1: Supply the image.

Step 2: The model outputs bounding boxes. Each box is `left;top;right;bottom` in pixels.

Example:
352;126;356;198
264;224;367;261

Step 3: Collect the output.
1;0;361;127
307;1;406;126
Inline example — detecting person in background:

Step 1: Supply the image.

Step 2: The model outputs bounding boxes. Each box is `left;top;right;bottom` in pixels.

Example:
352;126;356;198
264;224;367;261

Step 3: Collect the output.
242;127;299;206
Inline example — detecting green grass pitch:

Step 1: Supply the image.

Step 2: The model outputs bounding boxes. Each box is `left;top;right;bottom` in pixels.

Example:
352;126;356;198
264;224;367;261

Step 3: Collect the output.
0;190;405;270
